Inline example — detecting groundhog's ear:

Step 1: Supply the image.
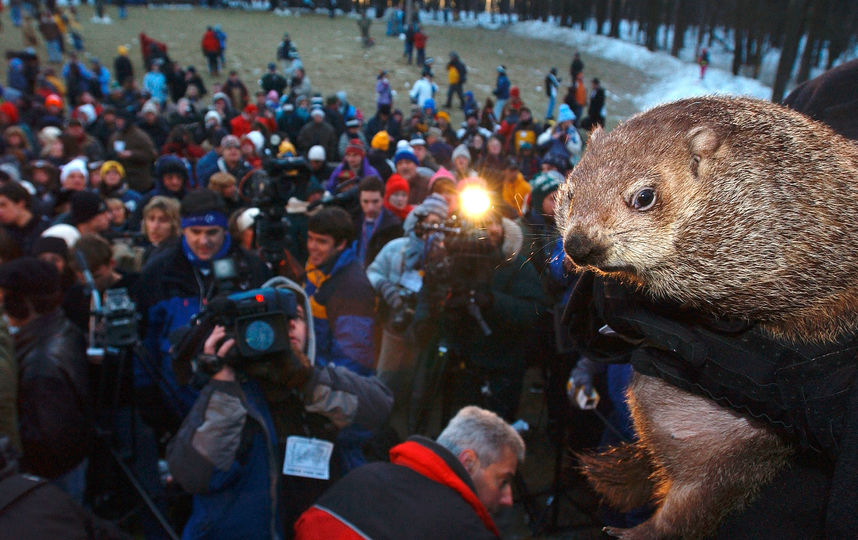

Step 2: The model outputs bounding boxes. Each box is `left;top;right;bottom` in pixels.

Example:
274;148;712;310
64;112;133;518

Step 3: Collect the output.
686;126;722;176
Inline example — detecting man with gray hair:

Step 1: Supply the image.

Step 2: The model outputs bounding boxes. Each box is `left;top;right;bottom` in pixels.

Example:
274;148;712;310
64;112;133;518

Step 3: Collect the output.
294;405;524;539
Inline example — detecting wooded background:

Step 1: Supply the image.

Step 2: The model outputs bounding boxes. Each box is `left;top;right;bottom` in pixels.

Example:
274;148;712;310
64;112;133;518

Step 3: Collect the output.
362;0;858;101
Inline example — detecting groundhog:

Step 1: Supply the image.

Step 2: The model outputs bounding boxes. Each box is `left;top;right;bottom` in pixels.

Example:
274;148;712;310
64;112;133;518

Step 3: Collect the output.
557;96;858;539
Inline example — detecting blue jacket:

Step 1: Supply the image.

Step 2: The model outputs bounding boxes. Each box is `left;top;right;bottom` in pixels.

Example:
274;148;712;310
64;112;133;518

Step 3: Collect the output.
167;365;393;539
135;241;271;419
493;73;510;100
305;246;376;376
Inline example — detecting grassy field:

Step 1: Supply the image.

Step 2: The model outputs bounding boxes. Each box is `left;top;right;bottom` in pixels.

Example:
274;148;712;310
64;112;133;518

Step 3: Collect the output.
1;5;646;128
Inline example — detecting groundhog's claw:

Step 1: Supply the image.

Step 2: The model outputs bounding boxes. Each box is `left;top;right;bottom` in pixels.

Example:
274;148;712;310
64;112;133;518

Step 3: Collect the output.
602;526;627;538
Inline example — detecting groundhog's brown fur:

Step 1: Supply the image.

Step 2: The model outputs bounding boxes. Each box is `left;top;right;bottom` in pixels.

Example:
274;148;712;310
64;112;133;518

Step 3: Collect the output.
558;96;858;539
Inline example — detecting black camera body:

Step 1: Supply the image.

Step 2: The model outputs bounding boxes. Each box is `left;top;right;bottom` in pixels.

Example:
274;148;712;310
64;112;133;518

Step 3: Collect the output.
240;159;309;267
207;287;297;359
102;288;139;348
173;286;299;378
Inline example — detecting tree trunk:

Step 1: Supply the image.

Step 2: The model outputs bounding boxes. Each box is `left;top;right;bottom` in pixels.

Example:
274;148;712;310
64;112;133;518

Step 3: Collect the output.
670;0;686;57
796;0;827;84
595;0;609;34
644;0;660;50
609;0;622;37
772;0;810;102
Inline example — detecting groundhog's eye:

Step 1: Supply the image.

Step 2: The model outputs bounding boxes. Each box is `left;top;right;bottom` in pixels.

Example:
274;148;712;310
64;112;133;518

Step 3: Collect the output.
631;188;657;211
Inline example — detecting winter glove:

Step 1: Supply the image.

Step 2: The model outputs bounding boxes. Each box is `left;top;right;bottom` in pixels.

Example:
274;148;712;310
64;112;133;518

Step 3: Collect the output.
377;279;404;311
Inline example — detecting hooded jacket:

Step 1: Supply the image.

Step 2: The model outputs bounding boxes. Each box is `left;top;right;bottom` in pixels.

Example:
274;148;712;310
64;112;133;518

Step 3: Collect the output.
166;278;392;540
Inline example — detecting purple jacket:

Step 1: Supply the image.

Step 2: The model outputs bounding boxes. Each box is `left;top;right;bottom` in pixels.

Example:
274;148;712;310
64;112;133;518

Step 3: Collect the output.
326;157;380;193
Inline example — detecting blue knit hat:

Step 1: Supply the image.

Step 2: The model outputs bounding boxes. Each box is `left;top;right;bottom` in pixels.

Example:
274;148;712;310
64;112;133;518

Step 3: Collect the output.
557;104;576;123
393;147;419;166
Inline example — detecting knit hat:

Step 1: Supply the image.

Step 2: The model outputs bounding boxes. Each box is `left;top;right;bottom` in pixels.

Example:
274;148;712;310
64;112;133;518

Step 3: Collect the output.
60;159;89;185
556;104;576;124
220;134;241;149
497;65;506;73
0;257;59;298
70;191;108;225
243;104;258;115
141;100;159;115
155;155;189;181
371;131;390;152
427;127;442;139
345;139;365;157
32;236;69;259
310;107;325;118
243;131;265;154
422;98;436;114
100;160;125;178
117;45;128;55
413;193;449;220
435;110;450;122
409;136;426;147
429;167;456;192
452;144;471;164
205;110;222;126
345;118;360;128
510;86;520;98
393;147;419;165
308;145;326;161
45;94;63;109
277;139;297;157
180;189;226;220
41;224;81;248
529;170;564;214
384;174;410;198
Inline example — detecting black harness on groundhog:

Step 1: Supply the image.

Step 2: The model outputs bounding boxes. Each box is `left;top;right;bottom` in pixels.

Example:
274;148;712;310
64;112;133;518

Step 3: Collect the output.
563;271;858;458
564;271;858;536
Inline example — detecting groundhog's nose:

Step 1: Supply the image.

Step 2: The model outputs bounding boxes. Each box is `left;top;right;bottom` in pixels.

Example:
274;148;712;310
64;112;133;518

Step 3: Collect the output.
563;229;607;266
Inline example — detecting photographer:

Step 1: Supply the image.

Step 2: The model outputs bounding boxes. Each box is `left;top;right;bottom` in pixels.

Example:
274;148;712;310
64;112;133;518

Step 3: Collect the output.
413;201;547;423
136;189;270;431
166;280;392;539
367;193;448;434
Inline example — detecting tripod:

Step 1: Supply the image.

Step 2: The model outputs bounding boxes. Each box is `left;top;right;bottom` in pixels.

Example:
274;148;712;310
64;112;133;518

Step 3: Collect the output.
89;339;183;540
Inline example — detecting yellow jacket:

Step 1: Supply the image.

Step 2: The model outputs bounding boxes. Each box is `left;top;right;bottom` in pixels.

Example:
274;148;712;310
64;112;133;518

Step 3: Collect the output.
448;65;460;85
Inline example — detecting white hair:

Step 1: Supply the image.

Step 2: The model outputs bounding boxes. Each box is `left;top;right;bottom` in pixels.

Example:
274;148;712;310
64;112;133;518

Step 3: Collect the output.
436;406;525;465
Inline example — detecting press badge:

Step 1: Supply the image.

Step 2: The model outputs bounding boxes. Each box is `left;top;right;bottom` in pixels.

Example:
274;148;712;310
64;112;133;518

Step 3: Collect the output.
282;436;333;480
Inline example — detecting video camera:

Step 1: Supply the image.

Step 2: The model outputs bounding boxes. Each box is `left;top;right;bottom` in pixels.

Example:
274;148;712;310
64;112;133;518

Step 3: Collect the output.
172;286;299;377
417;186;499;335
239;158;309;268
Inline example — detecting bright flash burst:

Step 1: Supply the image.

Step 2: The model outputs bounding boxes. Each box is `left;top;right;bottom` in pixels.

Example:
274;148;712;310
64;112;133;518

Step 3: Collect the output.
459;186;491;219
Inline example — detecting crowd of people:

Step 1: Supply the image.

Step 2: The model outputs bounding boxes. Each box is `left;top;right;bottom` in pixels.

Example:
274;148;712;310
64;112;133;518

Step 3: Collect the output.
0;6;617;539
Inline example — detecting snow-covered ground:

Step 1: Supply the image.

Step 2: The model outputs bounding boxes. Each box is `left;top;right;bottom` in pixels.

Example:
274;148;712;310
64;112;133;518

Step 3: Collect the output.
416;11;772;113
506;20;773;112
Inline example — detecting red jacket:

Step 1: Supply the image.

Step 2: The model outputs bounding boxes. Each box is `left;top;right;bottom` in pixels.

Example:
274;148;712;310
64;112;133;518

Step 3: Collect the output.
201;30;220;54
413;31;427;49
295;437;500;539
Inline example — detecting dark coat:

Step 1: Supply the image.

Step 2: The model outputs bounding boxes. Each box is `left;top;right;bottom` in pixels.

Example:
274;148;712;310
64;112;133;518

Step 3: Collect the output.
15;309;92;479
108;123;158;193
353;206;402;268
295;436;500;539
